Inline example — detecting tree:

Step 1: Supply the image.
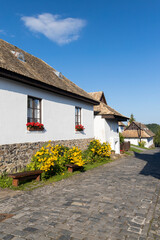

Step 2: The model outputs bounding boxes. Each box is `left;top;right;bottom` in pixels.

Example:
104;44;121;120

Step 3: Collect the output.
154;130;160;147
129;114;135;124
146;124;160;134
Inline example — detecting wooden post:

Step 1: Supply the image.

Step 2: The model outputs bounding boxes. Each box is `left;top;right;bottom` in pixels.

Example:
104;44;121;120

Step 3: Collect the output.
68;167;73;173
13;179;19;187
36;175;41;181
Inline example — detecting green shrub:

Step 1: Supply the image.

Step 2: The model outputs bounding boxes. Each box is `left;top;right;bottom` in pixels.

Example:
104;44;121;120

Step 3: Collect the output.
0;174;12;188
27;143;69;178
154;130;160;147
119;133;124;144
138;141;146;148
27;142;84;178
83;139;111;163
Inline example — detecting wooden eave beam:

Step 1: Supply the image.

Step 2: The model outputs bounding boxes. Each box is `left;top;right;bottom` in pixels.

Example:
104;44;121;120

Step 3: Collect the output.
102;114;129;121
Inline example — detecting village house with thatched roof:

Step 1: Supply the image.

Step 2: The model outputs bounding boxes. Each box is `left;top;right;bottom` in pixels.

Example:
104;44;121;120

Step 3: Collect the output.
88;91;128;154
0;39;99;172
118;121;126;133
122;121;155;148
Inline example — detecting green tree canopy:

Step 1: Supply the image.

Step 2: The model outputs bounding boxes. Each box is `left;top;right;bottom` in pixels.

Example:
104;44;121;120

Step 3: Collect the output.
154;130;160;147
146;124;160;134
129;114;135;124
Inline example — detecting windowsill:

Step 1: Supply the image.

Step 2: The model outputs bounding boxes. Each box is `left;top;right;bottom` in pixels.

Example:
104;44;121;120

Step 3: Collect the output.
75;130;85;134
26;129;45;133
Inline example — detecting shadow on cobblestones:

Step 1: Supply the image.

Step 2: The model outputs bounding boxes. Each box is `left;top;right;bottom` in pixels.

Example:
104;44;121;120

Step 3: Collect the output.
134;148;160;179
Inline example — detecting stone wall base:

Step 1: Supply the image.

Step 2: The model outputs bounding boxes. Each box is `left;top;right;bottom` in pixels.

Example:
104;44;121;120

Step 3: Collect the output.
0;138;93;174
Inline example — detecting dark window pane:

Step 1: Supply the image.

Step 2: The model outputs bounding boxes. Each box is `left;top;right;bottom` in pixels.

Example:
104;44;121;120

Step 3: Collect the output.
34;99;40;109
28;118;33;122
27;96;41;123
35;118;40;123
28;98;33;108
34;109;40;119
75;107;81;126
27;108;33;118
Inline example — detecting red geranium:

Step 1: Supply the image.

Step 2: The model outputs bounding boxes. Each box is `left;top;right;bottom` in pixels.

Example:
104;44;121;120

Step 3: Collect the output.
75;124;85;131
26;122;44;130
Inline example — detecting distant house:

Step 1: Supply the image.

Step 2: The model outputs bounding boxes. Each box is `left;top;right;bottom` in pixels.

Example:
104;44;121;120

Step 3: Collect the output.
122;121;155;148
118;122;126;133
88;92;128;154
0;39;98;172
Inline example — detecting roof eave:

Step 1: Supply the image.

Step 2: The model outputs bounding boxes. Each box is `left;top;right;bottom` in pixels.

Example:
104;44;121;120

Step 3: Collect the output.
0;67;99;105
101;114;129;121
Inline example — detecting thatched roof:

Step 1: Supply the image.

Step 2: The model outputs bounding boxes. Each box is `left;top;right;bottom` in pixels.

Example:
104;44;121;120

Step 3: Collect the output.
0;39;98;105
122;121;155;138
118;121;126;127
88;92;128;121
88;91;107;104
122;130;151;138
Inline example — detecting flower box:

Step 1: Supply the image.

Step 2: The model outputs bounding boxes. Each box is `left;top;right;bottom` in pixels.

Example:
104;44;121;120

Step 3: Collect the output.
75;124;85;132
26;122;44;131
120;150;125;154
27;127;43;131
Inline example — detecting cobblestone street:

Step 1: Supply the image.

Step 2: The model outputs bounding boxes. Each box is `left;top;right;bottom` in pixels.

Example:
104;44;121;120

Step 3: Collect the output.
0;148;160;240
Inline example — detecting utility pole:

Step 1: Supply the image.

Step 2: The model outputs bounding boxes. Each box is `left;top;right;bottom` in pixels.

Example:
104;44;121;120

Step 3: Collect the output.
140;123;141;142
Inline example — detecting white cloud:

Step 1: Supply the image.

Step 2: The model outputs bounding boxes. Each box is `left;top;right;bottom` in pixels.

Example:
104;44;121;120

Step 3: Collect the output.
21;13;86;45
0;29;6;35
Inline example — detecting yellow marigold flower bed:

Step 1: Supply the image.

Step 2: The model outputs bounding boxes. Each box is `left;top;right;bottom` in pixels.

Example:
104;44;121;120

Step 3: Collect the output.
27;142;84;175
85;139;111;163
65;146;85;167
27;139;111;178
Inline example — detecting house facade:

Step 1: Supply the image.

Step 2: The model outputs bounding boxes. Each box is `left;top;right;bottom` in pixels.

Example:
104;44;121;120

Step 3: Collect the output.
0;39;98;172
118;122;126;133
88;92;128;154
122;121;155;148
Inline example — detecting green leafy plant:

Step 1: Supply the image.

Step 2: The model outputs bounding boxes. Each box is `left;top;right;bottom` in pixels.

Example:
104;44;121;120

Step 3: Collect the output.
129;114;136;124
154;130;160;147
119;133;124;144
27;143;69;178
63;146;84;166
138;141;146;148
83;139;111;163
0;174;12;188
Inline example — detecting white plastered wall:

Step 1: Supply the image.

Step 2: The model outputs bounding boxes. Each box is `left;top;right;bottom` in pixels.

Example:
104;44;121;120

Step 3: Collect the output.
0;77;94;145
119;126;124;133
124;137;154;148
94;115;120;154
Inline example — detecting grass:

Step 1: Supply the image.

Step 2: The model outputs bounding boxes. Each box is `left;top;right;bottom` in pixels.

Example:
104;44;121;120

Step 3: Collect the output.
0;158;112;191
129;147;143;153
124;151;133;155
131;144;148;150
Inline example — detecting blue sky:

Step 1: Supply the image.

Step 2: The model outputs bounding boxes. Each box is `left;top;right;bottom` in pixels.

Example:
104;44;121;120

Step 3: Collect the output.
1;0;160;124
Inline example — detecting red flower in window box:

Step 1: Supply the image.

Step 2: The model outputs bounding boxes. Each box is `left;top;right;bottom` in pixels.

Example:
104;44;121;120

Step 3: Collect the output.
75;124;85;131
26;122;44;131
120;150;125;154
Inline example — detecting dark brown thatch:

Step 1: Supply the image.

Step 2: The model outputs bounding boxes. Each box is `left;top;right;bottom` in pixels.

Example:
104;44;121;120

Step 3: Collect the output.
0;39;98;104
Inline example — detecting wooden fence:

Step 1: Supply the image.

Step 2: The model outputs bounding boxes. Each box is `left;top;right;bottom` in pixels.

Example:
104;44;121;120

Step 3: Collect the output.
120;141;130;151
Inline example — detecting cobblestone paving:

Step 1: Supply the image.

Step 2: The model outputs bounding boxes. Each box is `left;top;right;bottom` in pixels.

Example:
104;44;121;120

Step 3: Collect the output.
0;148;160;240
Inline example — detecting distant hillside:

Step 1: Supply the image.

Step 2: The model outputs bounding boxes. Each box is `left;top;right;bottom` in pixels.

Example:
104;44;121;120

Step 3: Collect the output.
146;124;160;134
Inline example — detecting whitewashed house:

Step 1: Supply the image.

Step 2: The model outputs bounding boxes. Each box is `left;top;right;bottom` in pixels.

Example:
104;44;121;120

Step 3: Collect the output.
122;121;155;148
88;92;128;154
118;122;126;133
0;39;98;172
